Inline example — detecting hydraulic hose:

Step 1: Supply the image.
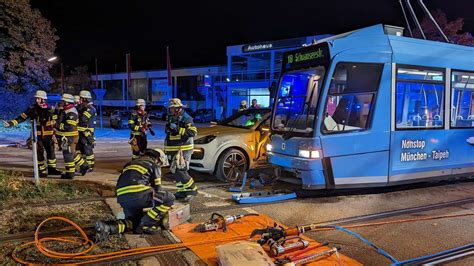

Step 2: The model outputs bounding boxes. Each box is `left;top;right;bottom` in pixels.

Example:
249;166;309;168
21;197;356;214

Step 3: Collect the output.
392;243;474;265
12;213;474;264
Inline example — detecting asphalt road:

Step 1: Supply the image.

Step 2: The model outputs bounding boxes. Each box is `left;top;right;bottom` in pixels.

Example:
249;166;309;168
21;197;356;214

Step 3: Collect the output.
0;137;472;265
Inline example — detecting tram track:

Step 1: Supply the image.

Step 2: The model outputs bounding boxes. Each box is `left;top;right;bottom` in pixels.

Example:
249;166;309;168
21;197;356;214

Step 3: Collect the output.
2;197;473;264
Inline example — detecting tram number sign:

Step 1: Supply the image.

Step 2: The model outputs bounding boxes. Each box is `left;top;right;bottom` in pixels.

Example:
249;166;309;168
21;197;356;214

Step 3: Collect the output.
283;43;330;71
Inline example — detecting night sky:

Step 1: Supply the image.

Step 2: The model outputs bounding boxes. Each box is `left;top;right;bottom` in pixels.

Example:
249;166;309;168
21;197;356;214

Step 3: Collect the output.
31;0;474;74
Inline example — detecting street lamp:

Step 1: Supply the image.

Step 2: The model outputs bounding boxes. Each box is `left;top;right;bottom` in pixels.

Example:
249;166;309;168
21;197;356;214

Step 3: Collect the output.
48;56;64;94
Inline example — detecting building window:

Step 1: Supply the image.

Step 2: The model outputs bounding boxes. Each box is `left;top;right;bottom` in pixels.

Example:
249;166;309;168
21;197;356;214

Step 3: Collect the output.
322;62;383;133
395;67;445;129
451;71;474;128
177;76;204;101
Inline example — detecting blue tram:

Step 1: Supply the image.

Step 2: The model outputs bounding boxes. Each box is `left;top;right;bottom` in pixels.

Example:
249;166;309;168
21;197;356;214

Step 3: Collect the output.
267;24;474;189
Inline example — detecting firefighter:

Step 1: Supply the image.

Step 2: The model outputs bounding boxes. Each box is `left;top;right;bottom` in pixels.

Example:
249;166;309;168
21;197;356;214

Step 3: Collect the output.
128;99;153;159
55;93;89;179
95;148;174;236
165;98;198;200
239;100;247;111
2;90;61;177
75;90;97;171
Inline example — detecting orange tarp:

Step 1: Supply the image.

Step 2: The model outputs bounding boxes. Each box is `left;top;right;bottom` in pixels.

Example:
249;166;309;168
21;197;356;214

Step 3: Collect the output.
172;214;362;265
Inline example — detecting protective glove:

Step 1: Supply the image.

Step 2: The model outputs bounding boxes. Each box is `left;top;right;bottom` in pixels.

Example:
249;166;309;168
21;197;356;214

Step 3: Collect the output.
2;120;11;128
169;123;177;129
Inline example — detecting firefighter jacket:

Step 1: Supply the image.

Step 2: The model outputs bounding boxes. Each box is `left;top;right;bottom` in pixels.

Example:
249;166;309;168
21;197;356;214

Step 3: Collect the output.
55;105;79;138
116;157;162;200
128;110;150;136
78;102;96;134
8;104;55;137
164;111;197;153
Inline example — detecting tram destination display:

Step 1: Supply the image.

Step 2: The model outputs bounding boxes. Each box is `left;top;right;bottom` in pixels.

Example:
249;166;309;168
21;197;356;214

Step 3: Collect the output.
282;42;330;71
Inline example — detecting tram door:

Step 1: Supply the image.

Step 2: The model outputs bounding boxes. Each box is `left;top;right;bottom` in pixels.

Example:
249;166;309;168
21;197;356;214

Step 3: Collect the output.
319;62;391;187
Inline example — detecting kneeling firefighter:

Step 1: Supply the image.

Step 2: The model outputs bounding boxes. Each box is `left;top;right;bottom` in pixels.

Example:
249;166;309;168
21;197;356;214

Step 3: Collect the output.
95;148;174;237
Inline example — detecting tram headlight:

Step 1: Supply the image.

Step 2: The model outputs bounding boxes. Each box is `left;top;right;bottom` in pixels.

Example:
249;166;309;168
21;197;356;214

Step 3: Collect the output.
299;149;321;159
266;143;272;152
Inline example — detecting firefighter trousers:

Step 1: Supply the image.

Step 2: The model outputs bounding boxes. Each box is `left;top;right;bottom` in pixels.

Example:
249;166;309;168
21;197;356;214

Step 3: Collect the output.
118;190;174;229
60;135;78;178
36;135;58;175
76;132;95;169
130;133;147;159
168;150;197;194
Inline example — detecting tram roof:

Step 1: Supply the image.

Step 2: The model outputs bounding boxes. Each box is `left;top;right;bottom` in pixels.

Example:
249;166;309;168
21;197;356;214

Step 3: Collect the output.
317;24;474;71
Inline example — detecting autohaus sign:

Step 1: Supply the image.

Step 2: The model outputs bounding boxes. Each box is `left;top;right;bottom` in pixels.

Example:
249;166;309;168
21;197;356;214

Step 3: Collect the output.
242;37;306;53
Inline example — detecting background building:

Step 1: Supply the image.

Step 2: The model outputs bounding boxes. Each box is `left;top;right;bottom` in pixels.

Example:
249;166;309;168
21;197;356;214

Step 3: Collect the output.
92;34;331;119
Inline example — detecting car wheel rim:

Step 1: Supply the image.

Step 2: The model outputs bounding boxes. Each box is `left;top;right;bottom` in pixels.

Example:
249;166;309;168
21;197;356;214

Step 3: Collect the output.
222;152;246;182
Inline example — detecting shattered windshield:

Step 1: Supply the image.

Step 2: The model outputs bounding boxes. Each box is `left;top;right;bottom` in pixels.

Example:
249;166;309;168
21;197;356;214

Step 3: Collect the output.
272;67;326;133
221;109;271;129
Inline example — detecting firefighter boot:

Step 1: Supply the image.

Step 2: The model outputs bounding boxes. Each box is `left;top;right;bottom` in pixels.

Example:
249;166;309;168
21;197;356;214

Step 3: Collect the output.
60;172;75;179
79;164;91;176
95;219;133;241
135;222;162;235
48;167;62;176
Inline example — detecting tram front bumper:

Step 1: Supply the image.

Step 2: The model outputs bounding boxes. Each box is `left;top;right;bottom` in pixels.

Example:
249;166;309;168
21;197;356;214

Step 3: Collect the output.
268;152;326;189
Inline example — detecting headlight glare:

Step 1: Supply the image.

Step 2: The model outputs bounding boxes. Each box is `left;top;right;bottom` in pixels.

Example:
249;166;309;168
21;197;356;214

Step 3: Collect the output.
266;143;272;152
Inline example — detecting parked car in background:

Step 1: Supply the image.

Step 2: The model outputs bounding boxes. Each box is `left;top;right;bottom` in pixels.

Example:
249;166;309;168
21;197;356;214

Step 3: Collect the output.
149;106;167;120
110;110;131;129
190;108;272;181
194;108;213;123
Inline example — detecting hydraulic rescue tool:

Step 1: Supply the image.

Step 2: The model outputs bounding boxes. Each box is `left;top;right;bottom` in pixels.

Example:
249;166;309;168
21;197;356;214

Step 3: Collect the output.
193;212;259;233
250;222;341;245
268;236;311;257
275;247;341;265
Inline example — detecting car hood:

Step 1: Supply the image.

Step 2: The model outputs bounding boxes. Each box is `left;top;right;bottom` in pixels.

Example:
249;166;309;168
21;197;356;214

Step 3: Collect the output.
196;125;250;138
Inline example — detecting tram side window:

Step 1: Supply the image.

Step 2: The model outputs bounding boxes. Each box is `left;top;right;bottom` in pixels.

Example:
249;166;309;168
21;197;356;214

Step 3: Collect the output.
395;67;445;129
451;71;474;128
323;63;383;133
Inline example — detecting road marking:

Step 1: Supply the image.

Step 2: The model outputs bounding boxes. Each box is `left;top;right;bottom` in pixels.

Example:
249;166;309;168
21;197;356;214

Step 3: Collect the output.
242;207;259;214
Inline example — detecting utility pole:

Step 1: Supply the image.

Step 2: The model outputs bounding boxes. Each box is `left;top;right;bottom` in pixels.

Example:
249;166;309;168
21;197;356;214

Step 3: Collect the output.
60;63;64;94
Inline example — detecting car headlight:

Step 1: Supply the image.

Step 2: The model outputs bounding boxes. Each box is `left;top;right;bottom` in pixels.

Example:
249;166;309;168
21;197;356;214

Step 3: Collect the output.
298;149;321;159
194;135;217;144
266;143;272;152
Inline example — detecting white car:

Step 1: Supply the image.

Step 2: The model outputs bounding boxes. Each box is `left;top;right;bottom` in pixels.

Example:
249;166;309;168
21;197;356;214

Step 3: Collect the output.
190;108;272;181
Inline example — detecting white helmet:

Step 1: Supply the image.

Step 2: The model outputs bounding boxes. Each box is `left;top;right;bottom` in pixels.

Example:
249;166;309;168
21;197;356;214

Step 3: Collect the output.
168;98;184;108
79;90;92;99
144;148;169;167
61;93;75;103
136;99;146;106
34;90;48;99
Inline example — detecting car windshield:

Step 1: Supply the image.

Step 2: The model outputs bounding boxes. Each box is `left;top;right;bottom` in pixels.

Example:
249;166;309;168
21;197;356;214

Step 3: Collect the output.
220;109;271;129
272;67;326;133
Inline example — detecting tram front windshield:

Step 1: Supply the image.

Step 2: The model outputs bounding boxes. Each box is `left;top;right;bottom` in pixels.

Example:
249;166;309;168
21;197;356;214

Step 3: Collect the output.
272;67;326;134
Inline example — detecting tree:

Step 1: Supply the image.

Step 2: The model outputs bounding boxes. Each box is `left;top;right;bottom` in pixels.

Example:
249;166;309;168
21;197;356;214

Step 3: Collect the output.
413;9;474;46
0;0;58;117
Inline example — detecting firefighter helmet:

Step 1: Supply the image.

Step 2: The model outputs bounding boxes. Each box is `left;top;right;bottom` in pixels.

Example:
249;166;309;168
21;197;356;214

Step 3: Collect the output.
240;100;247;106
144;148;169;167
136;99;146;106
34;90;48;99
168;98;184;108
79;90;92;99
61;93;75;103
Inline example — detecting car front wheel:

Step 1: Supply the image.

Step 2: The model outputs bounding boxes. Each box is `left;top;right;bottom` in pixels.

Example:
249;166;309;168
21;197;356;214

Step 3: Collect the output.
216;148;247;182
